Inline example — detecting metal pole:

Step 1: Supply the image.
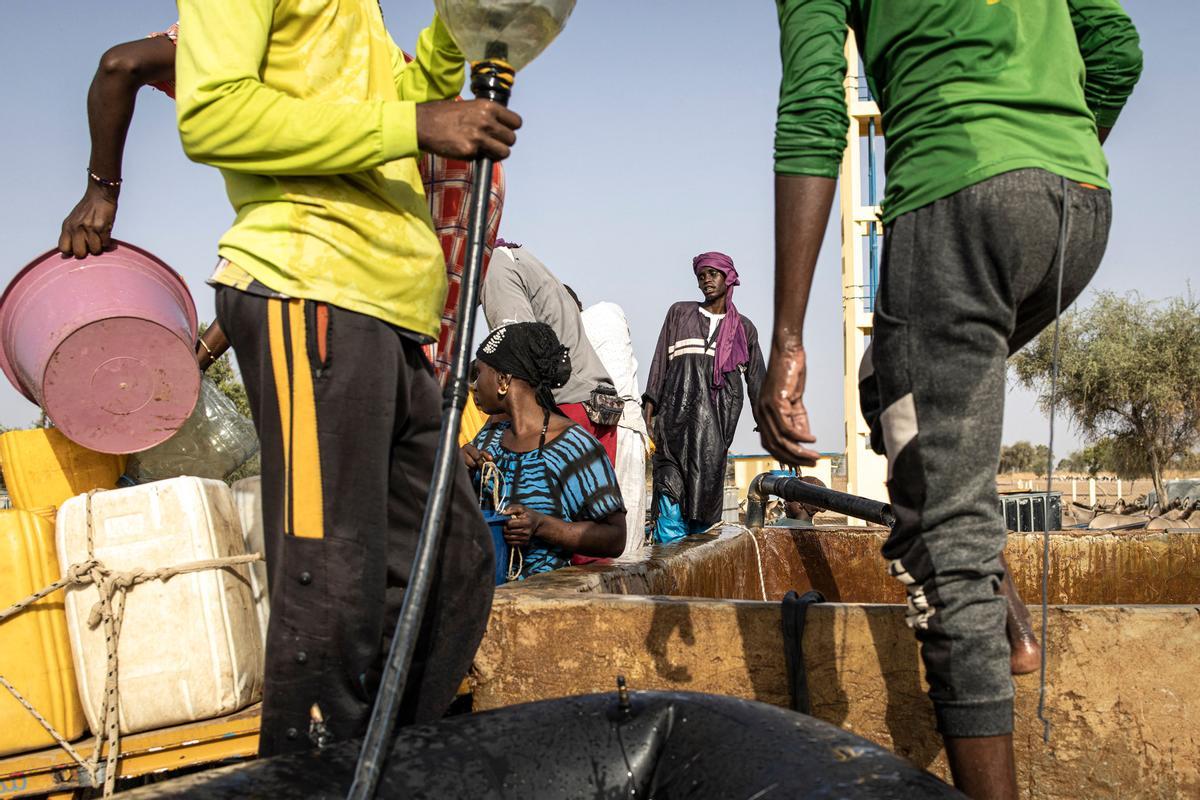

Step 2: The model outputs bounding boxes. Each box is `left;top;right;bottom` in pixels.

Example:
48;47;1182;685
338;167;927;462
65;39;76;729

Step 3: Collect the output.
348;61;512;800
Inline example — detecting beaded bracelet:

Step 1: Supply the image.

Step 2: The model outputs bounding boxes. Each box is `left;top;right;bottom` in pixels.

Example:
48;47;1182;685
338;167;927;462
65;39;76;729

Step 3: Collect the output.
87;169;122;189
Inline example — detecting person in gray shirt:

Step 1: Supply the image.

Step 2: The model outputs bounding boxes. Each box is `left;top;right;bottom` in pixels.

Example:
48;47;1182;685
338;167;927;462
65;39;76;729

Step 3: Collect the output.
480;243;618;465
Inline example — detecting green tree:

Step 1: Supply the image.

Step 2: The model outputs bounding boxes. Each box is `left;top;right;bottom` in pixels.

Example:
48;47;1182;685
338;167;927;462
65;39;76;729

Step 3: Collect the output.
1058;442;1113;476
1030;444;1051;478
1012;292;1200;505
1000;441;1050;474
1000;441;1036;473
1059;437;1153;480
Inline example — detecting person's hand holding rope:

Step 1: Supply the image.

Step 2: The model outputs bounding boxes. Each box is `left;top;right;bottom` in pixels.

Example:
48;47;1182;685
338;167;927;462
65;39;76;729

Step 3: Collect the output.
462;443;493;471
500;503;541;549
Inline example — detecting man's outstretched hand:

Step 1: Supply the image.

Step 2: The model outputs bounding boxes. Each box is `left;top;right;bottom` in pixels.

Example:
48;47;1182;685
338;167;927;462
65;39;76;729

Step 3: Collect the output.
416;99;522;161
757;343;820;467
762;174;837;467
58;184;118;258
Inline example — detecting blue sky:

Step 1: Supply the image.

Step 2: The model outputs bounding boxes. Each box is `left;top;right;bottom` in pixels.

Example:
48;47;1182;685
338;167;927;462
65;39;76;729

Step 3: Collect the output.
0;1;1189;457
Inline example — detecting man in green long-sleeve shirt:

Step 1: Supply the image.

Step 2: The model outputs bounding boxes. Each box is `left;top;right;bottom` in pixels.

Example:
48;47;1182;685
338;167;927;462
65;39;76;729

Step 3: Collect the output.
758;2;1141;797
175;0;521;756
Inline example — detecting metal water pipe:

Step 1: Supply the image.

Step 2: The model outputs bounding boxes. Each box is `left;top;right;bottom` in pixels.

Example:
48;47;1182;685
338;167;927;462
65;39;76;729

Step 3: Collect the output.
746;473;895;529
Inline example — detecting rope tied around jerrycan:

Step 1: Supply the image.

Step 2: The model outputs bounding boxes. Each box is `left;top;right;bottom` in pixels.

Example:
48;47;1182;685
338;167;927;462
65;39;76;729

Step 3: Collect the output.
0;490;262;797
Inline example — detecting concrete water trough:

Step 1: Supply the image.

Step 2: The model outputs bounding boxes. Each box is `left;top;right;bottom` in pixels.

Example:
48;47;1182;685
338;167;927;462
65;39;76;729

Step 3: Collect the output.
472;523;1200;799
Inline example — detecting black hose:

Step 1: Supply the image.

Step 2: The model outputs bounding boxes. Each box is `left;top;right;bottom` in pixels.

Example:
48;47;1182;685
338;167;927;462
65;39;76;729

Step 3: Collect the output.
348;62;513;800
346;155;495;800
748;474;896;528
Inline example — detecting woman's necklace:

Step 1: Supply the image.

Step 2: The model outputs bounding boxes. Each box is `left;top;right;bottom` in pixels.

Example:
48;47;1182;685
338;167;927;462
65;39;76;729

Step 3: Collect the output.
504;409;552;453
510;409;552;501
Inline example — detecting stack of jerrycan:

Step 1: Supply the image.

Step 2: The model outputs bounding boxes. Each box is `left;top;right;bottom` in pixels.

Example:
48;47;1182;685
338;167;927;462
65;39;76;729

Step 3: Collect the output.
0;428;122;755
56;477;264;734
0;427;266;747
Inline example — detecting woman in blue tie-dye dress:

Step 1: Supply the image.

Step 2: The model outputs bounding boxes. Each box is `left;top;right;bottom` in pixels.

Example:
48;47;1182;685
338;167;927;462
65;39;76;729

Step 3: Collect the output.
463;322;626;578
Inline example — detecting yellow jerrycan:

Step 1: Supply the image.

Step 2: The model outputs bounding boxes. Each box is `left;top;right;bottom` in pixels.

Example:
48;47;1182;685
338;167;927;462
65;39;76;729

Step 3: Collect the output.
0;509;87;756
0;428;124;515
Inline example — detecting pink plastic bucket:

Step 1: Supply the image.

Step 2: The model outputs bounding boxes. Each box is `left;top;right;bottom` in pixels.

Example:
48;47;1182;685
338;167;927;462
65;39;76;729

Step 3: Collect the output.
0;241;200;454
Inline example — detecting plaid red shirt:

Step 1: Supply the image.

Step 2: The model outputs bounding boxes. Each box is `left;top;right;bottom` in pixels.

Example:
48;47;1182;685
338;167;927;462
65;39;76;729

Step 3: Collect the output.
151;25;505;383
419;155;505;382
147;23;180;97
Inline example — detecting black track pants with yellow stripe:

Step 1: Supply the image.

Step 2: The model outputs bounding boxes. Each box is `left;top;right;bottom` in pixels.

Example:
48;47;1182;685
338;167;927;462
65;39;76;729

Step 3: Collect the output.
216;286;494;757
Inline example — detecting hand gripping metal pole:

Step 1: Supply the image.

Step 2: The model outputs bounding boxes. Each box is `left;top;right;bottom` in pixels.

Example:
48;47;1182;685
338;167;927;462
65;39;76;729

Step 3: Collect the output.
348;60;514;800
746;473;896;529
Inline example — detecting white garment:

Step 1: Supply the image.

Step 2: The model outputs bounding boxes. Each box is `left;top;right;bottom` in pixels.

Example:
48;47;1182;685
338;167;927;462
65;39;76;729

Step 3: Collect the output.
697;306;726;341
581;302;649;553
580;302;648;437
615;426;648;555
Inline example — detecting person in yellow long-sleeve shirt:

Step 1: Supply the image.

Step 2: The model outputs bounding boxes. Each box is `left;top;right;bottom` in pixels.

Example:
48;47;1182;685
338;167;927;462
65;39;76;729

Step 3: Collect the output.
174;0;522;757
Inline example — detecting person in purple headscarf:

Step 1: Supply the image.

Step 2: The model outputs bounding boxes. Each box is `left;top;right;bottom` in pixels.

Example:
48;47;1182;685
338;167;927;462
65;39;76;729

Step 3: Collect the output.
642;252;766;542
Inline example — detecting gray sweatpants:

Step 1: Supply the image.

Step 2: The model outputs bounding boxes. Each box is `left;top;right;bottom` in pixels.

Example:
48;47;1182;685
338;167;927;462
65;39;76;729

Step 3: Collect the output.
860;169;1111;737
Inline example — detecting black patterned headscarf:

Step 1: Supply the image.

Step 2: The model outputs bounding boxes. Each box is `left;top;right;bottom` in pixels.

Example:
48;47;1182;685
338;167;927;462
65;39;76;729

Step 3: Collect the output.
476;322;572;411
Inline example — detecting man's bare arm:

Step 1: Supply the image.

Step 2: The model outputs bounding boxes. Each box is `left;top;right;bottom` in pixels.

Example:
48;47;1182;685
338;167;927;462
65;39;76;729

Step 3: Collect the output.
757;174;836;466
197;323;231;372
59;37;177;257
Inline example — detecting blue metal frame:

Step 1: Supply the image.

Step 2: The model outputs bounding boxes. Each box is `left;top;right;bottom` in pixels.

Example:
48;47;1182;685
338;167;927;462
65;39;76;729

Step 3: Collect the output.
866;118;880;314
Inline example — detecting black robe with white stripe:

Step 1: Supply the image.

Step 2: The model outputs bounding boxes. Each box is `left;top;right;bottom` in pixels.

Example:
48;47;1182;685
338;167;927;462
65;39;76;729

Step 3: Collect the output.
643;301;766;525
